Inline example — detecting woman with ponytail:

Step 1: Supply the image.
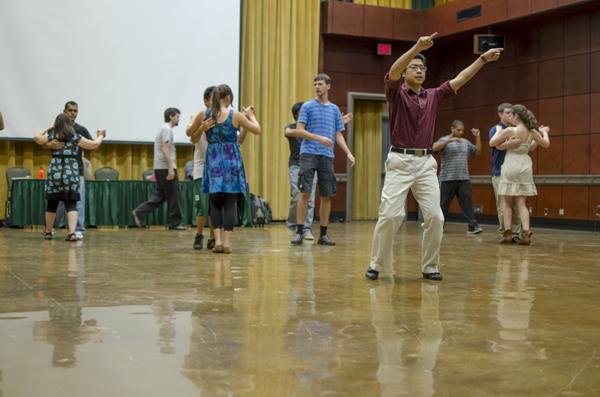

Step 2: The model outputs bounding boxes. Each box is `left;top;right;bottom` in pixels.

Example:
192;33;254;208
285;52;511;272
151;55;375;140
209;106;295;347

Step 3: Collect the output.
34;113;105;241
187;84;261;253
489;104;550;245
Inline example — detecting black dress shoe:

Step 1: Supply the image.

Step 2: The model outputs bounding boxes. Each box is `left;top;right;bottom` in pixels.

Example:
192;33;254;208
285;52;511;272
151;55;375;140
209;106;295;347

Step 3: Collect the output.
291;233;304;245
422;272;443;281
206;238;216;250
365;268;379;280
169;224;187;231
317;235;336;246
193;233;204;250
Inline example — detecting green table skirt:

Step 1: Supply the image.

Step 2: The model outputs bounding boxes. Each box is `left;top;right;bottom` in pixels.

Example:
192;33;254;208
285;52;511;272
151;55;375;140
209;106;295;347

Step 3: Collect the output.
10;179;253;227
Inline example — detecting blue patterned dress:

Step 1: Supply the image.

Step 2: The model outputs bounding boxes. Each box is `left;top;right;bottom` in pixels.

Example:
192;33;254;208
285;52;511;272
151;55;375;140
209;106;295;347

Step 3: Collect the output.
45;131;82;201
202;109;248;194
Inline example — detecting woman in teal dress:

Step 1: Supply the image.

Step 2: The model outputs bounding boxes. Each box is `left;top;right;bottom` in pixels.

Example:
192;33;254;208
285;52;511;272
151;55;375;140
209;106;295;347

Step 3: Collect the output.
34;114;105;240
190;84;261;253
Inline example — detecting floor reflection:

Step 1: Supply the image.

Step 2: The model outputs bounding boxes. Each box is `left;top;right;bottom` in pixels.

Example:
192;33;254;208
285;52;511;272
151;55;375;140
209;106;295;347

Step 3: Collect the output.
490;246;545;360
33;245;102;367
369;280;442;397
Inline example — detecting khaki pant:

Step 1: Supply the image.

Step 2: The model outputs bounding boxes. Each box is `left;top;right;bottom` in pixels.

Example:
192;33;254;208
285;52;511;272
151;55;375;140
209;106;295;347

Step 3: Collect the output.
369;152;444;275
491;176;522;235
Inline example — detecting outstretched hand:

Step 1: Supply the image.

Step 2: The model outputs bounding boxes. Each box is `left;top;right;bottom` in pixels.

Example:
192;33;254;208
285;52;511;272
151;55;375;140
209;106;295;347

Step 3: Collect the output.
416;32;438;51
481;48;503;63
471;128;480;137
342;113;353;125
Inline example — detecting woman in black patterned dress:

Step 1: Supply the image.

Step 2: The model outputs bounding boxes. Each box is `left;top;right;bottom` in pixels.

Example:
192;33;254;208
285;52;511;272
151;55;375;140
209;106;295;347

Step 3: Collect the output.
34;114;105;240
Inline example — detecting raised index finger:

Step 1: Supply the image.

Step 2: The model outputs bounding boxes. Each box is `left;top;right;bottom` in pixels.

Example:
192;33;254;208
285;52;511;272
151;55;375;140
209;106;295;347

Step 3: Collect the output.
428;32;439;40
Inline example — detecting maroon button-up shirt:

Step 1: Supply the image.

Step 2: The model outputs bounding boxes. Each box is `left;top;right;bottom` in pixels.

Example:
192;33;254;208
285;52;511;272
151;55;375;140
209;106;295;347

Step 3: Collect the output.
384;73;456;149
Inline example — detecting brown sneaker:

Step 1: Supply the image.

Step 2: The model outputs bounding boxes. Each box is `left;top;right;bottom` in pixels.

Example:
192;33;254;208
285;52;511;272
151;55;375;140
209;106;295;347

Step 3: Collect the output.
519;230;533;245
500;230;512;244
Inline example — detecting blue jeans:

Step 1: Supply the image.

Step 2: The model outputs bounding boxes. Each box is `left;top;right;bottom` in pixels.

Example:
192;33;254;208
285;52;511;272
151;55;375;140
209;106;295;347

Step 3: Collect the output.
287;165;316;231
54;176;85;233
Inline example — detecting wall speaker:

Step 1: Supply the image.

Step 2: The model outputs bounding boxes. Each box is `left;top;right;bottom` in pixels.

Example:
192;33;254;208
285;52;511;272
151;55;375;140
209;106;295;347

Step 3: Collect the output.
473;34;504;54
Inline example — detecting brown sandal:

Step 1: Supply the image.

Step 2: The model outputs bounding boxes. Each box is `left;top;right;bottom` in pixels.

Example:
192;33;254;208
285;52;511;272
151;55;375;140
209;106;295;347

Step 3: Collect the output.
519;230;532;245
500;230;512;244
222;246;231;254
212;245;224;253
65;233;77;242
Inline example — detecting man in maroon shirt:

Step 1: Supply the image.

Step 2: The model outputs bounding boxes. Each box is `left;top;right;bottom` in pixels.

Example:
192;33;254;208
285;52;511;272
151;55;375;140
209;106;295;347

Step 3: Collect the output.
365;32;502;281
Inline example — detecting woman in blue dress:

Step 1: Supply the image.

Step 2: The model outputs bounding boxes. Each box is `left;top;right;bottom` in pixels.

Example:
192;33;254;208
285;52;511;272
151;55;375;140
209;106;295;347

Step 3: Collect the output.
34;114;105;240
190;84;261;253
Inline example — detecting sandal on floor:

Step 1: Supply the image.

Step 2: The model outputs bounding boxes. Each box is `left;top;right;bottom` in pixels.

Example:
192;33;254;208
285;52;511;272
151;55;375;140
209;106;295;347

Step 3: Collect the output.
212;245;224;253
65;233;77;241
42;230;53;240
223;246;231;254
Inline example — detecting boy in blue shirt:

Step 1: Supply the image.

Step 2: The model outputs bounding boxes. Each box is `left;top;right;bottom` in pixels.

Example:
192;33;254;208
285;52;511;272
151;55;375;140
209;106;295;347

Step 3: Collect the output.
288;73;355;246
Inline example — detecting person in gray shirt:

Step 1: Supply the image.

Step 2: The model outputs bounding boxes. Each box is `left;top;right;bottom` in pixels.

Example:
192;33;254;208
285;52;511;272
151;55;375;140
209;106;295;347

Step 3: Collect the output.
132;108;186;230
432;120;482;235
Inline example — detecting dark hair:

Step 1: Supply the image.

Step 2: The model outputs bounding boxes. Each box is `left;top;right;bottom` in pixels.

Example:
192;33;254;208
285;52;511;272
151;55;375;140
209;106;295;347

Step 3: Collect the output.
210;84;234;121
511;104;538;130
497;102;513;114
314;73;331;84
164;107;180;122
451;120;464;128
64;101;78;111
203;86;216;102
52;113;75;141
291;101;304;121
414;53;426;65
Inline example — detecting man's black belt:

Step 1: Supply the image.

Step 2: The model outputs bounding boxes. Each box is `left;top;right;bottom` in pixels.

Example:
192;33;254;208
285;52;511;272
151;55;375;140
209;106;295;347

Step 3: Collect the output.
391;147;432;156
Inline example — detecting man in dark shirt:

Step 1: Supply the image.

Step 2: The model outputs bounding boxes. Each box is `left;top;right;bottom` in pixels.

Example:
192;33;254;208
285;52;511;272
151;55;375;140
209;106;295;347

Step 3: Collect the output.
43;101;103;239
365;33;502;281
284;102;317;240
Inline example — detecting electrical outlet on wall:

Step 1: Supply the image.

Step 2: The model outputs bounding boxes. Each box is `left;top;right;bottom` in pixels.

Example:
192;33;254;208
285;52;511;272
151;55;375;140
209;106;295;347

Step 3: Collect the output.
474;204;482;214
528;206;533;214
559;208;565;216
543;208;549;216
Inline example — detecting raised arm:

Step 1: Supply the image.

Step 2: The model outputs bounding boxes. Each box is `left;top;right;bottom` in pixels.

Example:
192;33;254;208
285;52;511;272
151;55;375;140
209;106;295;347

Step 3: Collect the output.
233;106;261;135
531;126;550;148
33;126;52;145
449;48;503;92
78;130;105;150
389;33;438;81
471;128;482;155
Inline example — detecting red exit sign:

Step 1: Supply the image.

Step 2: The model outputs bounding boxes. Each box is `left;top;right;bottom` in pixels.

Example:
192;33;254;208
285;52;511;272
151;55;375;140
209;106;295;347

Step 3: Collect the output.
377;43;392;56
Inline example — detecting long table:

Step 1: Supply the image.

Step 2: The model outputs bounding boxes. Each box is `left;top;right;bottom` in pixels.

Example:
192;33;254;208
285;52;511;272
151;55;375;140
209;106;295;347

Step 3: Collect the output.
9;179;253;227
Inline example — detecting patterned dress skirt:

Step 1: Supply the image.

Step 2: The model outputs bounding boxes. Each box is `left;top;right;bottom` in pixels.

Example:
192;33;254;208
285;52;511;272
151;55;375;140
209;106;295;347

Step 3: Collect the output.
202;142;248;194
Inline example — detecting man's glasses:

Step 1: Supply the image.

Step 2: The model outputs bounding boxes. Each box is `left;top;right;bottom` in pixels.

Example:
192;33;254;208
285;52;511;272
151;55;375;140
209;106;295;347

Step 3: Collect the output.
407;65;427;71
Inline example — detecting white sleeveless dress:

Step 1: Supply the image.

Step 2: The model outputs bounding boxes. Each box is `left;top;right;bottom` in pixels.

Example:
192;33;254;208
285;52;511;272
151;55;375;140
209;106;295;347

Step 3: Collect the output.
497;131;537;196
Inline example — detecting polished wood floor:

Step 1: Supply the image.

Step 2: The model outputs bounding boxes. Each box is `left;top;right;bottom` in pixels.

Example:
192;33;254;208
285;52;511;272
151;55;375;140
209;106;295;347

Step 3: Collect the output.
1;222;599;396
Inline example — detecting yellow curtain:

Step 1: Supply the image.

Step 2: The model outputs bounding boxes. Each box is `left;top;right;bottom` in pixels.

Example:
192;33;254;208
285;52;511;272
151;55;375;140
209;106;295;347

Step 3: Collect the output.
352;0;412;9
239;0;319;220
435;0;452;5
0;140;192;216
351;100;383;220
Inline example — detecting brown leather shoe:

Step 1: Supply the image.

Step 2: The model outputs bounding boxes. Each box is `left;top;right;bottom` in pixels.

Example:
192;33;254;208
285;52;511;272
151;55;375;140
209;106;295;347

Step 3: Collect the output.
519;230;532;245
500;230;512;244
212;245;224;253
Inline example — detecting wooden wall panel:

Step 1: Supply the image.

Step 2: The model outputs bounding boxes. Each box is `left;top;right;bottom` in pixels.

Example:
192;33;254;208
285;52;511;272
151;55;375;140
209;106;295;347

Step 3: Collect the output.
321;1;600;223
364;5;395;40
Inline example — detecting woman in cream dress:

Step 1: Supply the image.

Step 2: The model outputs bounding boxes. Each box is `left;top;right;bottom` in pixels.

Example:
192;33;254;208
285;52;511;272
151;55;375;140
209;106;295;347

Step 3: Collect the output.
489;105;550;245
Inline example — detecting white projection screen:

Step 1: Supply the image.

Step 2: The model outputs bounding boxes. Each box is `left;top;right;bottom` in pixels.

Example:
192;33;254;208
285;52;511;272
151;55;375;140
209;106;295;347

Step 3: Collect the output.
0;0;240;143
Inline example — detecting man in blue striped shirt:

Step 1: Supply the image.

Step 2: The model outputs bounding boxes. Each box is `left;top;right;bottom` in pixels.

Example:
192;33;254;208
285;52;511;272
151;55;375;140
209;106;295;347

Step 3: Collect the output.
287;73;355;246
